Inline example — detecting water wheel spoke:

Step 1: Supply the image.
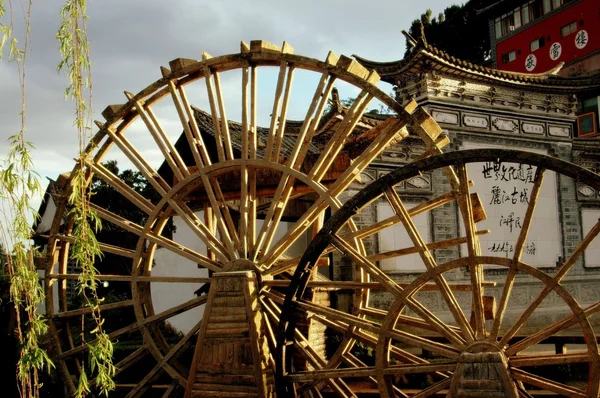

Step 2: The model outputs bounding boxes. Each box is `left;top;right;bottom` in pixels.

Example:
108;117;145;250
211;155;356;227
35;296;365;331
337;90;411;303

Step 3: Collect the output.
252;71;335;263
385;185;475;342
59;295;206;359
262;294;356;397
260;198;330;268
506;300;600;356
87;160;154;215
238;61;252;257
511;368;588;398
309;89;372;181
252;172;300;263
258;297;282;365
500;218;600;347
255;71;336;259
344;353;412;398
288;362;457;383
509;352;591;367
52;299;134;319
262;115;408;268
171;82;212;167
90;203;222;271
329;233;467;348
267;184;473;275
126;318;201;397
295;299;380;334
52;233;137;258
171;199;230;262
288;70;335;169
125;91;189;183
385;328;461;358
60;321;141;359
293;332;357;397
454;163;485;339
248;64;259;251
103;124;170;194
491;167;546;342
208;174;242;251
201;54;233;162
351;186;472;241
265;58;294;162
361;307;462;334
516;385;535;398
264;204;485;275
161;380;179;398
368;230;489;263
312;313;426;367
166;80;206;169
114;347;149;378
410;378;452;398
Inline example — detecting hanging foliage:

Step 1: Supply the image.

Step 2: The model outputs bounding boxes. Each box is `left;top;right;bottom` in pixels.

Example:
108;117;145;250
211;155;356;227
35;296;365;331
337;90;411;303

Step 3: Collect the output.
57;0;115;396
0;1;54;398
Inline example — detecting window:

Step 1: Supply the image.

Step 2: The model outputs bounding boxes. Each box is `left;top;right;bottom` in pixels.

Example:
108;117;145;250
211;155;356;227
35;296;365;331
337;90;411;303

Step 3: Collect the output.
544;0;563;13
513;7;522;29
502;50;517;64
543;0;551;14
578;113;598;137
529;0;543;20
494;0;549;39
522;5;530;24
577;96;600;137
582;209;600;267
561;21;577;37
582;97;599;113
530;37;546;51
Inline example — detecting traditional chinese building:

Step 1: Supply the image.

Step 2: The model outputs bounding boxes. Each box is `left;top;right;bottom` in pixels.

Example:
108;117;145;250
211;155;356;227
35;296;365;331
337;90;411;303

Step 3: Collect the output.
480;0;600;136
350;35;600;340
481;0;599;76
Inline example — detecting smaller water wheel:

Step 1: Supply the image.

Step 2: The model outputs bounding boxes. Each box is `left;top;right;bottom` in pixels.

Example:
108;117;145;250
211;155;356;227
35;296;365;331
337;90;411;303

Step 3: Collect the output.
279;149;600;397
40;40;450;397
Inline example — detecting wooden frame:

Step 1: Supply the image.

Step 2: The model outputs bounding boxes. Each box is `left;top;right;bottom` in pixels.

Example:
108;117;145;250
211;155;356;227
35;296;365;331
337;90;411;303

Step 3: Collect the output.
279;149;600;398
40;40;428;398
577;111;598;137
39;39;600;398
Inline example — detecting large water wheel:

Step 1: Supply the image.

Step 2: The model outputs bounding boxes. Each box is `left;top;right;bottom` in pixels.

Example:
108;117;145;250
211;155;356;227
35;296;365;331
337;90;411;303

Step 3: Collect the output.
40;40;600;398
279;149;600;397
41;40;450;397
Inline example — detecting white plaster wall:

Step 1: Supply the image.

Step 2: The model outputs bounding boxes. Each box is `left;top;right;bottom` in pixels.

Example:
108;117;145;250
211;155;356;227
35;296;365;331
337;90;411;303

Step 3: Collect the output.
152;212;309;333
37;267;59;316
461;142;561;267
152;212;208;334
36;199;57;234
378;202;430;272
582;208;600;267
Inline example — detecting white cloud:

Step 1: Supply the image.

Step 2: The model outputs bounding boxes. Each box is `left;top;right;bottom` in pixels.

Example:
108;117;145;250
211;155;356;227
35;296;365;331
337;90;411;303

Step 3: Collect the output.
1;0;463;187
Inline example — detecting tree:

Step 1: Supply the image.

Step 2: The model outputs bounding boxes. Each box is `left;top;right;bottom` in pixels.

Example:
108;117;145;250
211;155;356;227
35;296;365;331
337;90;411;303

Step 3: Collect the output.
405;0;492;65
1;1;117;396
89;161;170;285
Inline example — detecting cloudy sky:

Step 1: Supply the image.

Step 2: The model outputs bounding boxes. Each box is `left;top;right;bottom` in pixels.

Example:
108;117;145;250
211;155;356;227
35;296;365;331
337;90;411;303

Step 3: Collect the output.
1;0;463;205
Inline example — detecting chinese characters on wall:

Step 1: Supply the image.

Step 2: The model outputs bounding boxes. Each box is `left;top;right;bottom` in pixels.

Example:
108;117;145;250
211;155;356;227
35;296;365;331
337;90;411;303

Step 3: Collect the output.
471;158;560;266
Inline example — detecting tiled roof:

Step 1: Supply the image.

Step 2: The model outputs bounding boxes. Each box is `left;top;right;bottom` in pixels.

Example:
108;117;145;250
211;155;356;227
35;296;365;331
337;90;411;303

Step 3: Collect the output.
157;100;401;181
353;37;600;93
192;106;320;158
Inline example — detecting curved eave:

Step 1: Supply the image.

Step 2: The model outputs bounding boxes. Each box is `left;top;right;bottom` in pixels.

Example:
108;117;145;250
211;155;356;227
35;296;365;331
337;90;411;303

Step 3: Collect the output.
352;54;409;82
354;50;600;93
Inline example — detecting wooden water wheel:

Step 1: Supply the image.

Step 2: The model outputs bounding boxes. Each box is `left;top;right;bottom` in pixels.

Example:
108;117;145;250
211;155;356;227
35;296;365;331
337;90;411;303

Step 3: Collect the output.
41;40;451;397
279;149;600;397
